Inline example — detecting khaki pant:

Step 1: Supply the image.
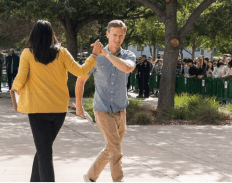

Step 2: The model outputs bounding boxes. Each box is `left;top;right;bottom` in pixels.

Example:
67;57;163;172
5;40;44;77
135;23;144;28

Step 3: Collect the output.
87;109;126;182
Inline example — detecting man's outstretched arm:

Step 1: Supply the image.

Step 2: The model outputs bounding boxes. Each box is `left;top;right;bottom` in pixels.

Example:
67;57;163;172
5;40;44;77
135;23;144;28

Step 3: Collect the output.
75;74;90;118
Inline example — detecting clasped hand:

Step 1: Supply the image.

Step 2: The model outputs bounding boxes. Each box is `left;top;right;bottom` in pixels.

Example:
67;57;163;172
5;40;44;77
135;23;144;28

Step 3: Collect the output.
91;39;107;56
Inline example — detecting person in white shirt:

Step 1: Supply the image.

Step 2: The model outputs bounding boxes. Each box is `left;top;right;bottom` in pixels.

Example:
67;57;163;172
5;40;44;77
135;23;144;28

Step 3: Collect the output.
212;60;226;78
222;60;232;79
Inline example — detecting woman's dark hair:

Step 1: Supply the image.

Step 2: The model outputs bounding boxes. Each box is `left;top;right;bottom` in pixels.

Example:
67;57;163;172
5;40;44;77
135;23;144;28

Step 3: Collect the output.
217;61;224;68
228;60;232;67
28;20;60;65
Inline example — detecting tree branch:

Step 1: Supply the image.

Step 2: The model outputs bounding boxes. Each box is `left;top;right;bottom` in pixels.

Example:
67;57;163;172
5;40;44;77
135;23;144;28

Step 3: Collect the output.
130;0;166;23
183;48;193;56
178;0;217;41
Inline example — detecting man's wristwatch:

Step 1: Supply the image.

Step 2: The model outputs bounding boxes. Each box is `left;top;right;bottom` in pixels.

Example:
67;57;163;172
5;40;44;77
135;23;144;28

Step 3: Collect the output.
91;53;98;56
106;52;111;58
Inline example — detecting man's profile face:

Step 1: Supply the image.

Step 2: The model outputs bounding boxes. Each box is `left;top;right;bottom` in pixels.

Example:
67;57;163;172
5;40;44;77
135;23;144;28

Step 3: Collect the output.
157;60;162;66
187;62;192;67
141;56;146;62
9;49;14;55
106;27;126;49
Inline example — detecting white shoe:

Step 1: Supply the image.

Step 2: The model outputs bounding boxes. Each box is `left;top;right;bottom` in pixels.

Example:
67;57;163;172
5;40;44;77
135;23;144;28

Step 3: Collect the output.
83;174;91;182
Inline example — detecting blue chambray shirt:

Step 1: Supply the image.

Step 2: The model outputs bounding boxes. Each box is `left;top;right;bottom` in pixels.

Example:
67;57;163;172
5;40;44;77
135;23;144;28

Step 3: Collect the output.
88;45;136;113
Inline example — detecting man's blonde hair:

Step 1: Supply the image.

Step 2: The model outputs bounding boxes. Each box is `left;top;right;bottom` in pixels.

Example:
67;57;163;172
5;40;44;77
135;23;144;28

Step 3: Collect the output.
107;20;127;32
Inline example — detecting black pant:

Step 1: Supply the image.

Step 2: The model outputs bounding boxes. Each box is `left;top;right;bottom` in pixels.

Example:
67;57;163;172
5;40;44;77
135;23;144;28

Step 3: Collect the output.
0;64;2;91
138;75;150;97
127;73;131;91
28;112;67;182
7;70;17;90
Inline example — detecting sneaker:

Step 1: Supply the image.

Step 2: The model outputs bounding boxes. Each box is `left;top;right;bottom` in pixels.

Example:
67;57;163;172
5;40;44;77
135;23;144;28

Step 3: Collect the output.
136;95;143;98
83;174;95;182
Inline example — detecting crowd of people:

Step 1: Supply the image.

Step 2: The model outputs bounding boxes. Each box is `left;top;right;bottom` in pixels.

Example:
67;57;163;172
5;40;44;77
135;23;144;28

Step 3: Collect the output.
176;54;232;80
128;54;232;98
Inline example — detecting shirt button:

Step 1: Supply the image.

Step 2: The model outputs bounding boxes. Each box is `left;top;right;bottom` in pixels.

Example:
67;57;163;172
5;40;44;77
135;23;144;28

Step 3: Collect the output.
112;83;114;85
111;91;113;93
112;74;114;76
111;99;113;101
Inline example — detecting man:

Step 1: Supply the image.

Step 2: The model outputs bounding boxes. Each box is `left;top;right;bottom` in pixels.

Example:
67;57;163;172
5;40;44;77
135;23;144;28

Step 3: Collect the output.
6;48;19;91
184;59;197;78
155;59;163;75
0;50;5;92
222;60;232;80
75;20;136;182
181;59;189;75
136;55;153;98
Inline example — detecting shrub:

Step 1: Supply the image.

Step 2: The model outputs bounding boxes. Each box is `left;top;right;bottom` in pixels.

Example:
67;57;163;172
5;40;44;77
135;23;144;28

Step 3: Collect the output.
67;79;76;98
83;98;95;122
126;99;143;121
164;93;223;124
195;106;223;124
67;75;95;98
226;103;232;112
83;75;95;98
132;112;153;125
165;106;188;120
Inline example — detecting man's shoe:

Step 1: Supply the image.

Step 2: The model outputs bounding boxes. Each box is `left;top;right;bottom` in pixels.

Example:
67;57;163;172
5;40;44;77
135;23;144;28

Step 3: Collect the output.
83;174;95;182
136;95;143;98
145;96;149;98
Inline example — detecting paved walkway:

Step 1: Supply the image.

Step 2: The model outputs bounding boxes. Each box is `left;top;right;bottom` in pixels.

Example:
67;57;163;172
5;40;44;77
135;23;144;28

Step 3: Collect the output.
1;87;232;182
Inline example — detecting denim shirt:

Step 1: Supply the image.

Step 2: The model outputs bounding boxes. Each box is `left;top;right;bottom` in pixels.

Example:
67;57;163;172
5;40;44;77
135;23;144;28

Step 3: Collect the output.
88;45;136;113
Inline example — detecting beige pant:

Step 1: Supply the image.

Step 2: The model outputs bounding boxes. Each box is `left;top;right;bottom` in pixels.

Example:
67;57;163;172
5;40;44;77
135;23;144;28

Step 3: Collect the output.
87;109;127;182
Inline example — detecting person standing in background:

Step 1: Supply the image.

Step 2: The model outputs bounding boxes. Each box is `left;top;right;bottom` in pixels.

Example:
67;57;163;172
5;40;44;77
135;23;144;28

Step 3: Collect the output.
79;54;87;65
6;48;19;91
0;50;5;92
136;55;153;98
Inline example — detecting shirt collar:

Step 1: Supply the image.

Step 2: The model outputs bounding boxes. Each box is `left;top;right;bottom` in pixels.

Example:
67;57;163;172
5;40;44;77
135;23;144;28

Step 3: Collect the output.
106;45;122;57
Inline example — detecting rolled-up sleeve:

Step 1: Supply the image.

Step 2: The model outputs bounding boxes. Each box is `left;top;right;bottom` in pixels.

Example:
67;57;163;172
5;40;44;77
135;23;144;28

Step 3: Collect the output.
62;48;96;77
12;49;30;91
125;51;136;68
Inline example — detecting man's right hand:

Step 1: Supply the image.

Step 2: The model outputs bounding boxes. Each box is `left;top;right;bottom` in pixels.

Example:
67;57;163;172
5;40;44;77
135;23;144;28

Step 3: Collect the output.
76;105;85;118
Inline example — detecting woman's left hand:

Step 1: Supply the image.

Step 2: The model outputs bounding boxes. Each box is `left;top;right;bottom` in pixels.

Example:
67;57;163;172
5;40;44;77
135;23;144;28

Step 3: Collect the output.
11;88;20;94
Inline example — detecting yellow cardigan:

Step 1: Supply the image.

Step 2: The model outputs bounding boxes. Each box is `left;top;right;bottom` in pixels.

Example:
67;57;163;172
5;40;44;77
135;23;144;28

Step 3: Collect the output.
12;47;96;114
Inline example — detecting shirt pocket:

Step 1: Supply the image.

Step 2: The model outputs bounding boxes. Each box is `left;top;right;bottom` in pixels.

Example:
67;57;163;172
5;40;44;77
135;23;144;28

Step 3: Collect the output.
96;64;109;79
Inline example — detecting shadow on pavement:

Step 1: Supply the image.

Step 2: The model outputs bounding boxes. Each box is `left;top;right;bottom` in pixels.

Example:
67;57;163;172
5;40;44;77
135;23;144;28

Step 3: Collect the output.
1;96;232;181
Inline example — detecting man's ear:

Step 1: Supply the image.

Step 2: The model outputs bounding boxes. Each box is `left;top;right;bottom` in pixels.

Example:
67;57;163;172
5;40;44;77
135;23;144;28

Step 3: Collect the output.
106;31;109;39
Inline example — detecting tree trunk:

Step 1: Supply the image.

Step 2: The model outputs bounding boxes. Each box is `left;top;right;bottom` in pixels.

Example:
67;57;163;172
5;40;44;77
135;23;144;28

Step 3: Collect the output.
192;37;196;60
153;41;156;60
180;47;183;59
64;19;78;81
66;29;77;60
157;0;180;111
149;46;152;57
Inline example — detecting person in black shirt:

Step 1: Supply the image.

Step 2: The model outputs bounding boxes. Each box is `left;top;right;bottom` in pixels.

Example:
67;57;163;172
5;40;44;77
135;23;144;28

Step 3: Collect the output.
136;55;153;98
195;58;206;79
185;59;197;78
6;48;20;91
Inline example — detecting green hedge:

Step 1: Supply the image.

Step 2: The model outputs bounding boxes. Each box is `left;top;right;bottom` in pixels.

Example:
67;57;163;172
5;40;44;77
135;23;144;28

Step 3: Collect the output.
67;74;95;98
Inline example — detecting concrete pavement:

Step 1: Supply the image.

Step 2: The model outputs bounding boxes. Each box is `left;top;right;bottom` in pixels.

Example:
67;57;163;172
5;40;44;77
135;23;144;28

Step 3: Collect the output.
1;87;232;182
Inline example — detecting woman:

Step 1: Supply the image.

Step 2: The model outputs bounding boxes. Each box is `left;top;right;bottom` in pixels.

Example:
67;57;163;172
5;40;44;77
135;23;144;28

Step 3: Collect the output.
207;61;214;77
195;58;206;79
12;20;102;182
212;59;226;78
